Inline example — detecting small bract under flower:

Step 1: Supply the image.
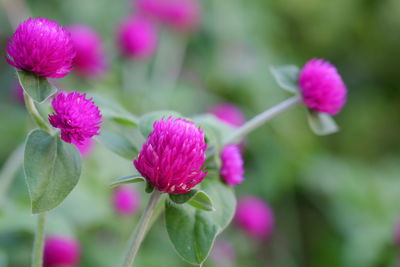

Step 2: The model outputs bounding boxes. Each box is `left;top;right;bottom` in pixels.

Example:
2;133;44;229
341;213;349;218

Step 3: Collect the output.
6;17;75;78
134;117;207;194
298;58;347;115
220;144;244;186
49;91;102;144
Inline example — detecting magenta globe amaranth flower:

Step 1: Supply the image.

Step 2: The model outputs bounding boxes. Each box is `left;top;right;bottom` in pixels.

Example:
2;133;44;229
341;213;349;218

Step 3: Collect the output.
209;102;245;127
73;137;95;158
6;17;75;78
68;25;107;78
220;145;244;186
210;239;235;266
117;16;158;60
138;0;201;32
43;236;80;267
298;58;347;115
49;91;102;144
235;196;274;239
113;185;141;216
134;117;207;194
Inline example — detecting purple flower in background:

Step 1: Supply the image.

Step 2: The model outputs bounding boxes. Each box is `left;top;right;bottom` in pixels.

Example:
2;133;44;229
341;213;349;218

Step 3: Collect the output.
395;220;400;247
298;58;347;115
6;17;75;78
134;117;207;194
137;0;201;32
220;145;244;186
49;91;102;144
209;103;245;127
68;25;107;78
235;196;274;239
113;185;141;216
117;16;158;60
43;236;80;267
210;239;235;266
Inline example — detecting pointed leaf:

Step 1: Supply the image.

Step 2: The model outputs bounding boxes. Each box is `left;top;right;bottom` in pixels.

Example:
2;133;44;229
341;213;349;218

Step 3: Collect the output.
165;177;236;265
95;130;138;160
17;70;57;103
307;111;339;136
270;65;300;93
170;190;214;211
24;129;81;213
139;111;182;138
109;175;145;187
89;94;138;127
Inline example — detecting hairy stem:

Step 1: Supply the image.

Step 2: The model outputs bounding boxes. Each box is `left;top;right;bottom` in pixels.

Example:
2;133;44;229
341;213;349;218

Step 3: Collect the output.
122;190;162;267
24;93;51;132
32;212;46;267
224;96;301;144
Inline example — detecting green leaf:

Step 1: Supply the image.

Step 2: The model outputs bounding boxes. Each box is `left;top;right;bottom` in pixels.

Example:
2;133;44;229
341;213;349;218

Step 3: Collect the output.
17;70;57;103
139;111;182;138
24;129;81;213
307;111;339;136
109;175;145;187
89;94;138;127
165;177;236;265
169;190;215;211
95;130;138;160
270;65;300;93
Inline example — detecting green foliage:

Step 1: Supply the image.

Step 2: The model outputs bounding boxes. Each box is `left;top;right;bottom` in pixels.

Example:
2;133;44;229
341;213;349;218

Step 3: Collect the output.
109;175;145;187
169;189;215;212
95;130;138;160
307;111;339;136
270;65;300;94
165;177;236;265
24;129;81;213
16;71;57;103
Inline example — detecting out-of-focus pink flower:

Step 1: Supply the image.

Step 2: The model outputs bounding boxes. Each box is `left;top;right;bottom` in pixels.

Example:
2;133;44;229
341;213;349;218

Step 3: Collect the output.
298;58;347;115
6;17;75;78
43;236;80;267
134;117;207;194
113;185;141;216
68;25;107;78
209;103;245;127
235;196;274;239
220;145;244;186
395;220;400;247
49;91;102;144
116;16;158;60
73;137;95;158
210;239;235;266
137;0;201;32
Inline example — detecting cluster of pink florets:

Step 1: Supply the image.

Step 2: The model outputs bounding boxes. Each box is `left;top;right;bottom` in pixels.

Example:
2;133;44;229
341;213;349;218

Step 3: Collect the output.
134;117;207;194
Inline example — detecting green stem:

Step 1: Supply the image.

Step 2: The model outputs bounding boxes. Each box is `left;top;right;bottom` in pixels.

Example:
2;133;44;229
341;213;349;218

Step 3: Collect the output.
0;144;24;207
32;212;46;267
122;190;162;267
224;96;301;145
24;93;51;132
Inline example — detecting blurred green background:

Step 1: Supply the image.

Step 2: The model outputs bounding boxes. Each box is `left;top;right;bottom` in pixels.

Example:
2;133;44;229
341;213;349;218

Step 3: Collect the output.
1;0;400;266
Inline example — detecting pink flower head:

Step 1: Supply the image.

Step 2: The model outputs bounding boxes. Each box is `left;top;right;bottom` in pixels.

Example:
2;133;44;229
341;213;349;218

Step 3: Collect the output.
68;25;107;78
113;185;141;216
43;236;80;267
298;58;347;115
134;117;207;194
6;17;75;78
49;91;102;144
117;16;157;60
73;137;95;157
220;145;244;186
209;103;245;127
137;0;201;32
235;196;274;239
